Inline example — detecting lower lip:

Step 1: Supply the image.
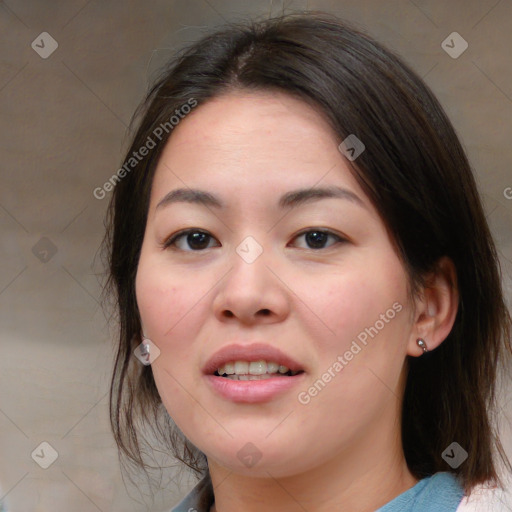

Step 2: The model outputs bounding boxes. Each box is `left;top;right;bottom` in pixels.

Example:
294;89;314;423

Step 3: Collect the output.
205;373;306;403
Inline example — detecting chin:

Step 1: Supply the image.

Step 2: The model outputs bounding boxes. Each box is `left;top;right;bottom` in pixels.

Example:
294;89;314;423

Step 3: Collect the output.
202;439;314;478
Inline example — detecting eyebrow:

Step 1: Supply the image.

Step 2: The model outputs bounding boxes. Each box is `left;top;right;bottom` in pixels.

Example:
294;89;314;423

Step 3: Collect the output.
155;185;367;211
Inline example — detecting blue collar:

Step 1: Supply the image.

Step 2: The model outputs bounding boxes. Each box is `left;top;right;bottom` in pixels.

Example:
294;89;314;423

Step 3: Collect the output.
170;471;465;512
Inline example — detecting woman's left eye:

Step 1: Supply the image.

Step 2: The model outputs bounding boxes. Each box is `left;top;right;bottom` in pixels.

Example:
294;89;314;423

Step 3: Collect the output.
162;228;345;252
290;229;346;250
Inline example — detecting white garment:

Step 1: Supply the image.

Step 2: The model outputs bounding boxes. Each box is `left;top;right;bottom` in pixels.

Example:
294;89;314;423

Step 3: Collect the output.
456;480;512;512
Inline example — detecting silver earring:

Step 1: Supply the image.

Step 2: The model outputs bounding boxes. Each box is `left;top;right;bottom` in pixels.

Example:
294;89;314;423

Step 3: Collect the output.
416;338;428;354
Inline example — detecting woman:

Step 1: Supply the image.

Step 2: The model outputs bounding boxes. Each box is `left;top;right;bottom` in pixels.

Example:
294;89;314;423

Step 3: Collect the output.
103;11;512;512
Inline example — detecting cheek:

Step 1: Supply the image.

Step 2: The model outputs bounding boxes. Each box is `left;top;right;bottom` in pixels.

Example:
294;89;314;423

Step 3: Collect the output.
135;257;206;421
135;256;202;341
291;267;409;458
134;255;209;397
291;252;411;424
297;262;406;353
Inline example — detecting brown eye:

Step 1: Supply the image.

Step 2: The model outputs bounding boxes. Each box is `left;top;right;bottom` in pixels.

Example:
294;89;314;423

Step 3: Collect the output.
164;229;220;251
291;229;346;250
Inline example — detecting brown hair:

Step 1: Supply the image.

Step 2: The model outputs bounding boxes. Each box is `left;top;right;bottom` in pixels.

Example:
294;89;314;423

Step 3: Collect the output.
102;11;512;496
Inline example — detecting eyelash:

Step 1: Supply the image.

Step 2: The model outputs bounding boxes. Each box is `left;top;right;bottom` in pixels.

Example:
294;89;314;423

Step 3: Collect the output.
161;228;347;252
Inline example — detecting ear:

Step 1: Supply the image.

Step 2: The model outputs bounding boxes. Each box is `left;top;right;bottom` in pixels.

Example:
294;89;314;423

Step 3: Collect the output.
407;256;459;357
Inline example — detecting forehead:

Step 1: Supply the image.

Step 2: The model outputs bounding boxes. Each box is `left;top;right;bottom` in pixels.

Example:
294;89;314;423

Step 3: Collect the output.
149;90;365;206
158;90;339;163
172;90;338;143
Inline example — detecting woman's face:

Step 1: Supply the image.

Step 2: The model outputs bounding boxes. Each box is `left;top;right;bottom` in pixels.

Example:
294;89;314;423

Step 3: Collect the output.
136;91;417;477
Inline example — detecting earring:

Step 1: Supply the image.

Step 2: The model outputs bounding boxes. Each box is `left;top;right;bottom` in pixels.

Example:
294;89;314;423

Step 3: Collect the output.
416;338;428;354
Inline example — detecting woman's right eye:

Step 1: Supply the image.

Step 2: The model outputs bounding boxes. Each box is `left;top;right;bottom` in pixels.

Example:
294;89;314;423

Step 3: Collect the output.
163;229;220;252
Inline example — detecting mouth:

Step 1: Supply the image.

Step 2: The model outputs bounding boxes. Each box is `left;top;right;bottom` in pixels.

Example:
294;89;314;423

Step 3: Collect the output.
203;342;305;376
203;343;306;402
214;360;304;380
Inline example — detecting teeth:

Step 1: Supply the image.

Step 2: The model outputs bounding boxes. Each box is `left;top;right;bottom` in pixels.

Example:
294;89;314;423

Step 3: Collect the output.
225;374;274;380
216;360;300;377
267;361;279;373
234;361;249;374
249;360;266;375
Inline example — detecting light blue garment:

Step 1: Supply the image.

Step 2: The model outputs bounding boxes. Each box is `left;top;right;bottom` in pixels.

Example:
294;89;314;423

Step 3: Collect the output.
376;472;465;511
170;471;465;511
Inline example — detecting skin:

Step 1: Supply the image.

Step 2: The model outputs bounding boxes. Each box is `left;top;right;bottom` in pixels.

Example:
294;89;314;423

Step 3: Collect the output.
135;90;459;512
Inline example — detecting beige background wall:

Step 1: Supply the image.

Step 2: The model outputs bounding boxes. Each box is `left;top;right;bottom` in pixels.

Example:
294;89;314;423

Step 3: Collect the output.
1;1;511;511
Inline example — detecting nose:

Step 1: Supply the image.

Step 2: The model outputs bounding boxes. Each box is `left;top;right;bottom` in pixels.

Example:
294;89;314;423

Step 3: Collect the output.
212;243;291;326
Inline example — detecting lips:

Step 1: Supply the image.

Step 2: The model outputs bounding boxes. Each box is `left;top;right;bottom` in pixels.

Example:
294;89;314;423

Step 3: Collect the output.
202;343;305;376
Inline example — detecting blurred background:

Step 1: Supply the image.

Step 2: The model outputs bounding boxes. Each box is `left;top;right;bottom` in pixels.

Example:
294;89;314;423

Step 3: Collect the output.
0;0;511;510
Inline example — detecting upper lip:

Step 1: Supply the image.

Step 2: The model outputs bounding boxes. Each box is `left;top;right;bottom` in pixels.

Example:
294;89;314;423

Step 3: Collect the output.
203;343;305;375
